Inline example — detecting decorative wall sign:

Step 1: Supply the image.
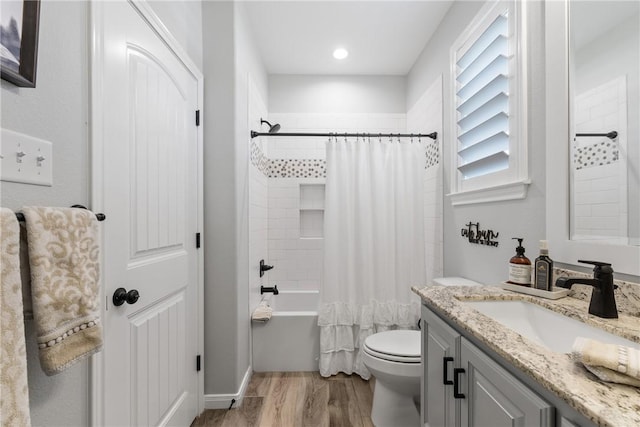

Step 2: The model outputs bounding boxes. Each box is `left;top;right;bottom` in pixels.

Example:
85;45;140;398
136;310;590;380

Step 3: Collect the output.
461;222;499;247
1;0;41;87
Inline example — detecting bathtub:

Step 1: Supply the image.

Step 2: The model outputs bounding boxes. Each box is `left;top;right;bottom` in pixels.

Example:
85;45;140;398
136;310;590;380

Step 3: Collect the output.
251;290;320;372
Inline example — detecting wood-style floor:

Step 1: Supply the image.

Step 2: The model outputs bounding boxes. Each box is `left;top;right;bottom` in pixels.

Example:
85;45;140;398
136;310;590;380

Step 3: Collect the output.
191;372;375;427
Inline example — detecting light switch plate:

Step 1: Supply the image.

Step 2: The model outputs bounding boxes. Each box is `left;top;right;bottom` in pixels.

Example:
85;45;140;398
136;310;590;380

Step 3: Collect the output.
1;128;53;186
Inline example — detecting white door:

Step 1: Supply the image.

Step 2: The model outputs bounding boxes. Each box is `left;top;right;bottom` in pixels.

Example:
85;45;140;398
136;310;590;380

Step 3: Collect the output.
93;1;201;425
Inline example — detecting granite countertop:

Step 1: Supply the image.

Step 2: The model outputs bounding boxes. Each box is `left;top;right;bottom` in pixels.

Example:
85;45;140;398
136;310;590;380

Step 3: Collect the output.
412;285;640;427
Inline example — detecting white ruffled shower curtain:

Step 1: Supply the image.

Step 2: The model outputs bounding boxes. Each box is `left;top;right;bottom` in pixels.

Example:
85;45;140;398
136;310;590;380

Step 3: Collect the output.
319;138;426;379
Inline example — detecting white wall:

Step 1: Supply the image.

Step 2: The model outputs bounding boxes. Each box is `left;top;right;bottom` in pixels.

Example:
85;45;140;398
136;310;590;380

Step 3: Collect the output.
269;74;406;114
202;0;238;398
407;1;548;285
1;3;91;425
1;1;202;425
233;0;269;392
202;0;269;401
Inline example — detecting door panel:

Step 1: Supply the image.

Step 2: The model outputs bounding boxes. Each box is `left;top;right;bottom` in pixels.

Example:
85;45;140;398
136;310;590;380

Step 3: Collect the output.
97;1;199;425
130;51;187;257
131;293;187;426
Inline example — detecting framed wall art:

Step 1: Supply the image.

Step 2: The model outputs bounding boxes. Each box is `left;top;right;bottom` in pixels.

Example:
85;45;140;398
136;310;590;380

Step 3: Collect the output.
1;0;40;87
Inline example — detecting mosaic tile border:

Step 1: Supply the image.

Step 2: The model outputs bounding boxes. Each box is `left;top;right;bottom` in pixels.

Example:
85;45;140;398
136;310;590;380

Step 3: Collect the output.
425;140;439;170
251;140;440;178
268;159;326;178
573;140;619;170
250;142;270;175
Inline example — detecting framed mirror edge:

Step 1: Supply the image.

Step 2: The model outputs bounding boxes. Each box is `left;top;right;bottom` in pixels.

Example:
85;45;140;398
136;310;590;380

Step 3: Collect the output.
544;0;640;278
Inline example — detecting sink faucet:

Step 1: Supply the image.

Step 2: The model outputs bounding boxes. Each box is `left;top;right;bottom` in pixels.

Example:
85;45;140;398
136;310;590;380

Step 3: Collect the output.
555;260;618;319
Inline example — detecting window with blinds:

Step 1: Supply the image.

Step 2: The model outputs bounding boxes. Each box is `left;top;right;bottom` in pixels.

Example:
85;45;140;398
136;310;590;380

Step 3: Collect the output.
456;13;509;179
449;0;529;205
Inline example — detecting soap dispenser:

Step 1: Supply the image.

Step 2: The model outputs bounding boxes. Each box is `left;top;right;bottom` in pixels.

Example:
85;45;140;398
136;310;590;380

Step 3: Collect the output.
508;238;532;286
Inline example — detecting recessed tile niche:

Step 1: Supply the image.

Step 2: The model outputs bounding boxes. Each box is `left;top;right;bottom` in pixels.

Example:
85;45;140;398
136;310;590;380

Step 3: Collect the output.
299;184;325;238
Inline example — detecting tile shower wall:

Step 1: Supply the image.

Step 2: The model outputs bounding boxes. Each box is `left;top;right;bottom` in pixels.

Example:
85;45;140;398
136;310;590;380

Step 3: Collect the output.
250;142;269;290
573;77;628;239
407;76;444;283
264;113;406;291
266;178;324;290
248;79;269;311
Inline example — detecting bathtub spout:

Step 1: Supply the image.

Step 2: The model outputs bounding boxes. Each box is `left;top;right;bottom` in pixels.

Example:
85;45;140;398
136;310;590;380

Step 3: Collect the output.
261;285;279;295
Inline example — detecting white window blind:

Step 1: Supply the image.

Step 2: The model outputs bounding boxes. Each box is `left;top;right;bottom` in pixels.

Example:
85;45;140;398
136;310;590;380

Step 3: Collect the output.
456;12;509;180
449;0;529;205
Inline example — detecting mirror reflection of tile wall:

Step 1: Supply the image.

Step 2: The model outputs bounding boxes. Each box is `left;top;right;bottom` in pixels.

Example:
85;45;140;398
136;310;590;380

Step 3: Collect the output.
572;77;627;241
570;1;639;245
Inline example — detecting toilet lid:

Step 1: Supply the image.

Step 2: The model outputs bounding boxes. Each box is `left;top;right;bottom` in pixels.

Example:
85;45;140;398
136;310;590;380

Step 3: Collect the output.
363;330;421;362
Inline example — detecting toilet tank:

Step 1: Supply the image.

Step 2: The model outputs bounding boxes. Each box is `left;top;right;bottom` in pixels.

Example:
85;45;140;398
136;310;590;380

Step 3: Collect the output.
432;277;482;287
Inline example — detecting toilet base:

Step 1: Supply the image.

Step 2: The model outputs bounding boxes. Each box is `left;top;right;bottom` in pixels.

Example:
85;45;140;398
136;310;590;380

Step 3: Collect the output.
370;380;420;427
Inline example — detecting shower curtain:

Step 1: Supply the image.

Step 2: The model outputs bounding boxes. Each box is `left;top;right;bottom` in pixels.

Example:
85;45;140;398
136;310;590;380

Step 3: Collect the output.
319;138;426;379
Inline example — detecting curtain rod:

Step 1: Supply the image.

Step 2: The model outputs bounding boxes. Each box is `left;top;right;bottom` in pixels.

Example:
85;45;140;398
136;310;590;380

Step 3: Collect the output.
250;131;438;140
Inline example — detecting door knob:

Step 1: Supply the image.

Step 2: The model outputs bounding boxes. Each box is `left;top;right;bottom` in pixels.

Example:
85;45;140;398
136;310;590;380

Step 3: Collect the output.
113;287;140;306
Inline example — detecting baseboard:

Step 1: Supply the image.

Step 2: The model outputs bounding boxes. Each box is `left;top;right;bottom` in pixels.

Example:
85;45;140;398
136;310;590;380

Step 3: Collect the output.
204;366;252;410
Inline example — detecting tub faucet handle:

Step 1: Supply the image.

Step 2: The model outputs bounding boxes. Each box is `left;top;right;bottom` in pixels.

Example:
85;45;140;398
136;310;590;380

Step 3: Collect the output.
261;285;279;295
260;259;274;277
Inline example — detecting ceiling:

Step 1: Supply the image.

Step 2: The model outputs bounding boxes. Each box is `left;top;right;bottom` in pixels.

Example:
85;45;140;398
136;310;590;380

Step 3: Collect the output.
243;1;454;76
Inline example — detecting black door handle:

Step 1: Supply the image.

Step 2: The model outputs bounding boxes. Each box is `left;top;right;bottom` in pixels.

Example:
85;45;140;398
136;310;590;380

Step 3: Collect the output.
454;368;466;399
443;357;454;385
113;287;140;306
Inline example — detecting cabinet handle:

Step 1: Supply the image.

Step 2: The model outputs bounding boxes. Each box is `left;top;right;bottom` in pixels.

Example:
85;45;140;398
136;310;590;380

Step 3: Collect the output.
453;368;466;399
443;357;454;385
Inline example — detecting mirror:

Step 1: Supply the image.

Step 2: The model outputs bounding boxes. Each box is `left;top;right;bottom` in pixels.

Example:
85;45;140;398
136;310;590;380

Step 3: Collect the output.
545;1;639;277
569;1;639;246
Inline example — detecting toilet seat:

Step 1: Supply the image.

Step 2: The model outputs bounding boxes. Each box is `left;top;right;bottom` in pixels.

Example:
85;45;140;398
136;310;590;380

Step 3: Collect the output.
363;330;420;363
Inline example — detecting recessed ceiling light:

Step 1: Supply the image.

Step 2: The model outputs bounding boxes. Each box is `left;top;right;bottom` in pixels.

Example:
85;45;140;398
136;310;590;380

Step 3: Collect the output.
333;48;348;60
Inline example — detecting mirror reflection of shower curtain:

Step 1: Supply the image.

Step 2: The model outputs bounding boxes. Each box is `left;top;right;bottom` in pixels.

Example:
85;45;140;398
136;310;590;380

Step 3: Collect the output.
318;138;426;379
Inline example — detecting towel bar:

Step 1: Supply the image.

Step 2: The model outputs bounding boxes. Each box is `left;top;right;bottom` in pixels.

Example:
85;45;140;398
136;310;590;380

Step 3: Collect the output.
15;204;106;222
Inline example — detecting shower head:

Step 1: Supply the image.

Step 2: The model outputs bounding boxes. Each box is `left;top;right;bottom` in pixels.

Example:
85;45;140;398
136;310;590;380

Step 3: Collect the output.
260;119;281;134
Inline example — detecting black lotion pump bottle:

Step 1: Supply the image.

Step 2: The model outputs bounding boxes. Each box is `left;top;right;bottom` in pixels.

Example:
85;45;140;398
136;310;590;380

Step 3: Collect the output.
534;240;553;291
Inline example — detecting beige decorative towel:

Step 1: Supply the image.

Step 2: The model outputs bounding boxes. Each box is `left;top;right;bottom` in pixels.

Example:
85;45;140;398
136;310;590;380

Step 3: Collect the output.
1;208;32;426
22;206;103;376
572;337;640;388
251;300;273;322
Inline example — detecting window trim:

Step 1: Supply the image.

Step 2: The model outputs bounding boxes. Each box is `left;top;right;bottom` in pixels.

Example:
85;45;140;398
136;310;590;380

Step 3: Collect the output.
448;0;529;206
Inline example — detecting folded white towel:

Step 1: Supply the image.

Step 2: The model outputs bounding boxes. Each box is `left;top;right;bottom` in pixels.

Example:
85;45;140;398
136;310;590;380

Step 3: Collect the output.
252;300;273;322
1;208;31;426
22;206;103;375
572;337;640;388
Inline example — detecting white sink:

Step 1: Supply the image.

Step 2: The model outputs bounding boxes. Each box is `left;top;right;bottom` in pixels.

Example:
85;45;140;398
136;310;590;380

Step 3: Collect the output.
464;300;640;353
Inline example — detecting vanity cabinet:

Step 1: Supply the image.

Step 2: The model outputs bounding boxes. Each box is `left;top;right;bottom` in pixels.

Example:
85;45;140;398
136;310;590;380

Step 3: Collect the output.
422;305;554;427
422;306;460;427
460;337;553;426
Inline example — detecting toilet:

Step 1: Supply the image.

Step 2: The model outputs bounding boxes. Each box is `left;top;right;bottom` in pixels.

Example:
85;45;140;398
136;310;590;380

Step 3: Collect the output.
362;330;422;427
362;277;481;427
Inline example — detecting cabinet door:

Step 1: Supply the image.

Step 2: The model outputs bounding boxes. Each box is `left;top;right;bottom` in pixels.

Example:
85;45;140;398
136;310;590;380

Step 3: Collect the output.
460;338;554;427
422;306;460;427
